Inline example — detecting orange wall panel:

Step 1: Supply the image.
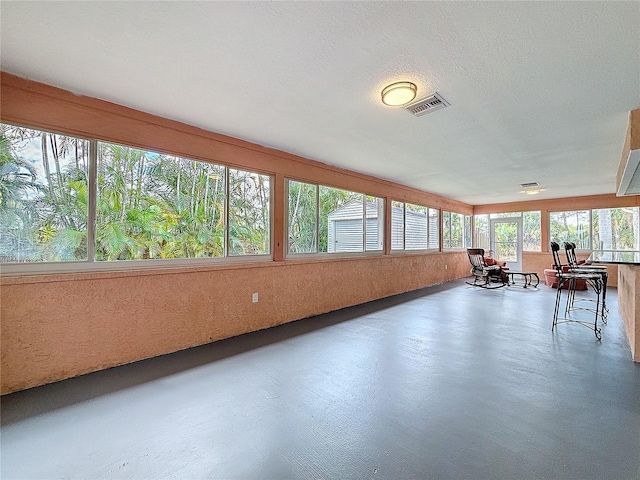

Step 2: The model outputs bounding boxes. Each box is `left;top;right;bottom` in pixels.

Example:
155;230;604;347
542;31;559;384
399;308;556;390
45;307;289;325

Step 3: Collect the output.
1;252;469;394
618;265;639;361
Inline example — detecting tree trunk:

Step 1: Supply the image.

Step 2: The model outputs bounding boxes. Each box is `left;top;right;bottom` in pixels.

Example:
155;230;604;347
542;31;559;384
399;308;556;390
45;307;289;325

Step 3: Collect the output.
49;135;63;190
41;133;55;200
596;209;613;249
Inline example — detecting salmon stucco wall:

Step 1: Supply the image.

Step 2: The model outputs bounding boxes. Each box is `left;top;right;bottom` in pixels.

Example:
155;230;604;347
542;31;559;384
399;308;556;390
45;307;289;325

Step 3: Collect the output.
1;252;468;394
618;265;640;361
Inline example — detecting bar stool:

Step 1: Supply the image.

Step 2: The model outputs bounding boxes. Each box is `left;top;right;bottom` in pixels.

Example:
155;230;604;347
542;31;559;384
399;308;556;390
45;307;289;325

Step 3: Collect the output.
550;242;603;340
564;242;608;323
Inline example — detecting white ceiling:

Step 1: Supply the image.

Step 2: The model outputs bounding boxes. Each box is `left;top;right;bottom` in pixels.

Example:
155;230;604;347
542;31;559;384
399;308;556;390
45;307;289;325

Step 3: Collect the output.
1;1;639;205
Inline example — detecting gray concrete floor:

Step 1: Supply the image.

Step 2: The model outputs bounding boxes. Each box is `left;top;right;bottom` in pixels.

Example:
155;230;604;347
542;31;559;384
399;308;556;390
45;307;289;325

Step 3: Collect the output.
2;280;639;480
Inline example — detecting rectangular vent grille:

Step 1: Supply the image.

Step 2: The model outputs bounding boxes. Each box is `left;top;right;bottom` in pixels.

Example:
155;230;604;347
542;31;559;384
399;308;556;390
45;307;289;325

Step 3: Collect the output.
519;182;539;188
404;92;450;117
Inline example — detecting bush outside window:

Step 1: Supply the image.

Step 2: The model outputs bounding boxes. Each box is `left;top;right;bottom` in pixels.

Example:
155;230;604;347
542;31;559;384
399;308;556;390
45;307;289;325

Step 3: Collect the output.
1;125;89;262
592;208;639;250
523;211;541;251
550;208;640;251
475;212;541;252
443;211;467;250
549;210;591;249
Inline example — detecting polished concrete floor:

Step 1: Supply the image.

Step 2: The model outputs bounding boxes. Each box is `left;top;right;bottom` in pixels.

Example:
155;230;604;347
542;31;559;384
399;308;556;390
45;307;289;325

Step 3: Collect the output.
2;279;639;480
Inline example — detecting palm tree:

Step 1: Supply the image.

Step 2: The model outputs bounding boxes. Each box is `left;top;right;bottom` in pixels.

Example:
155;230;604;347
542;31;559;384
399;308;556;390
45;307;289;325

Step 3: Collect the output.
0;129;43;261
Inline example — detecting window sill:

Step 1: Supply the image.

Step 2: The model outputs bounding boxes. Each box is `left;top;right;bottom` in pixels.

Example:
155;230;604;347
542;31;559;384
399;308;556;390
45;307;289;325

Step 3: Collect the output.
0;255;272;285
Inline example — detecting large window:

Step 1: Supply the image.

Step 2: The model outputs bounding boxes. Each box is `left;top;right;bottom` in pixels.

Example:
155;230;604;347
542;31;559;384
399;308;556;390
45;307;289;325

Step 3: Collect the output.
550;208;640;250
228;169;270;255
288;180;317;253
550;210;591;249
390;201;439;251
1;125;90;262
592;208;639;250
473;215;489;250
1;123;271;266
523;211;541;251
287;180;384;254
443;211;469;250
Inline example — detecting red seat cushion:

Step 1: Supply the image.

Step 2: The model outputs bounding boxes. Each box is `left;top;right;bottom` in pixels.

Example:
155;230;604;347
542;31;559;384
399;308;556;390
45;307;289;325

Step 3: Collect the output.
543;268;588;290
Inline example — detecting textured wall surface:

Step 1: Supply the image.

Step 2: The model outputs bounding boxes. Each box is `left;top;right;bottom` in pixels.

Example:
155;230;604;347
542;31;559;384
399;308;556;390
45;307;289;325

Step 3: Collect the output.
618;265;639;361
1;252;468;393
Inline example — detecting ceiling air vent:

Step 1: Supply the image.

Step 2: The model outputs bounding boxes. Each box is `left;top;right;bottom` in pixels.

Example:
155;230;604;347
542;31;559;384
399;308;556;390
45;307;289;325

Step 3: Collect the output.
519;182;539;188
404;92;449;117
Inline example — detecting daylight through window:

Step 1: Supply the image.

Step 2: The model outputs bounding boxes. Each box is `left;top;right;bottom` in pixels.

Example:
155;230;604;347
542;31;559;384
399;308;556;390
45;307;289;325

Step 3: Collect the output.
391;201;439;251
1;123;272;266
287;180;384;255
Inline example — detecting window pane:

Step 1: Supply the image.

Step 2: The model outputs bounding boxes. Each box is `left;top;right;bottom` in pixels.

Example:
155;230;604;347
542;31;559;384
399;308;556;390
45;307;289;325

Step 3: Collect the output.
319;186;362;253
474;215;489;250
428;208;440;250
391;201;404;250
288;180;317;253
366;195;384;251
464;215;472;248
405;203;428;250
229;169;270;255
550;210;591;249
523;211;541;251
592;207;639;250
443;211;451;249
0;124;89;262
96;142;226;260
451;213;464;248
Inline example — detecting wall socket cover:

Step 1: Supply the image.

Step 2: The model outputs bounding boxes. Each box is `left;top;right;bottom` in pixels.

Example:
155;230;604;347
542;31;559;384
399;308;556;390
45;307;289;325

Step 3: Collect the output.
252;292;259;303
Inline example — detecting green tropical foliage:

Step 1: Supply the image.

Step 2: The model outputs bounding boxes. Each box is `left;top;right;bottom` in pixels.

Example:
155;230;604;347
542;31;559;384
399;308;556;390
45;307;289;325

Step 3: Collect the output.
550;209;639;250
0;125;89;262
0;124;270;263
550;210;591;249
592;208;638;250
523;211;541;251
288;181;317;253
443;211;466;249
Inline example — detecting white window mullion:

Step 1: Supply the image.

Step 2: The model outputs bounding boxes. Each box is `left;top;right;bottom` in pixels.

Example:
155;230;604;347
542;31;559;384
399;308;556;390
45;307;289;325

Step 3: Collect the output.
427;208;431;250
403;203;406;250
224;167;230;257
87;140;98;263
362;195;366;252
589;209;594;250
315;185;320;253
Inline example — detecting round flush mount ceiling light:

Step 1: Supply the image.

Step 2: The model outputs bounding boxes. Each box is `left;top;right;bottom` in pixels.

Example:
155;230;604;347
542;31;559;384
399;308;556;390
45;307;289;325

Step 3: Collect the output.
381;82;417;106
520;188;547;195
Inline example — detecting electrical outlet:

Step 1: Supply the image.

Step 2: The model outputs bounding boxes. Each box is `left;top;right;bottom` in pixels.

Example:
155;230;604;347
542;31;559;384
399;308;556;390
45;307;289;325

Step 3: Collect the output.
252;292;259;303
445;264;448;270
